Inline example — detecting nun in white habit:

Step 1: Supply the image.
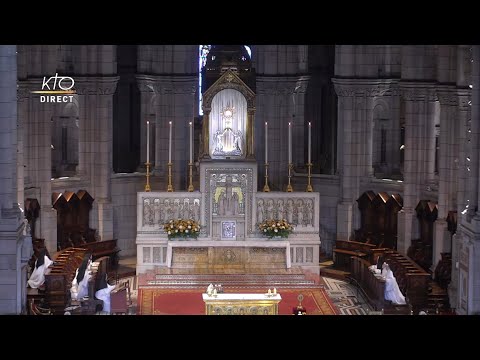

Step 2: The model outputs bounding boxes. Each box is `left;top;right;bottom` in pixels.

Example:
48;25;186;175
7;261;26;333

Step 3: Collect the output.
27;248;53;289
382;263;407;305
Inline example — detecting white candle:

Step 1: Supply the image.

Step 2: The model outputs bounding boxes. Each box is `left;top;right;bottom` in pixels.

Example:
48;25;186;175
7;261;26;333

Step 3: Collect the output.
265;122;268;163
308;122;311;164
146;120;150;164
288;122;292;164
168;121;172;163
189;121;193;164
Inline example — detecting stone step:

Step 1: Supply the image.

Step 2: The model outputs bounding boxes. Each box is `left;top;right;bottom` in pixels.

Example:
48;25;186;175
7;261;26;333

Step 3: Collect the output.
154;274;309;281
321;267;350;281
144;272;316;288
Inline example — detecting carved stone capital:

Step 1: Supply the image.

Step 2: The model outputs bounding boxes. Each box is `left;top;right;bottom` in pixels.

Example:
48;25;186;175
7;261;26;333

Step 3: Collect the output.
332;78;395;98
437;90;458;106
457;89;472;111
399;82;436;101
74;76;120;95
136;74;197;95
16;85;31;102
17;79;43;102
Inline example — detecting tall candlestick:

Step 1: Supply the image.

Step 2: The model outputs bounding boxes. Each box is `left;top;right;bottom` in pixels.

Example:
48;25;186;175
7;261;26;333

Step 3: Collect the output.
265;122;268;163
146;120;150;164
168;121;172;163
308;122;311;164
189;121;193;164
288;122;292;164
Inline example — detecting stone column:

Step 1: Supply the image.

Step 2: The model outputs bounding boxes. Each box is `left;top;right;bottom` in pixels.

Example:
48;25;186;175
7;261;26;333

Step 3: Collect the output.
246;109;255;158
433;89;457;269
397;83;436;254
292;77;309;167
16;85;29;208
76;77;119;241
365;95;375;177
456;91;470;219
0;45;24;314
22;79;56;252
333;86;355;241
474;46;480;221
333;79;391;241
202;110;210;159
136;76;159;171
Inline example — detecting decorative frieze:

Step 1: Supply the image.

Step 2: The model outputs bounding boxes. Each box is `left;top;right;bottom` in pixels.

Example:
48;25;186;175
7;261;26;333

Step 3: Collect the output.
74;76;119;96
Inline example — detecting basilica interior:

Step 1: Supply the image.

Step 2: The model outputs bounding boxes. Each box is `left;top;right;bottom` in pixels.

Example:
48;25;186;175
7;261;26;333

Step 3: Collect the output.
0;45;479;315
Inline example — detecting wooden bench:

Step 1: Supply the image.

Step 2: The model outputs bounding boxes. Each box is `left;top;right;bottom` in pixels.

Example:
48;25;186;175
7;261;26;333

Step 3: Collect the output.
333;240;377;270
82;239;120;268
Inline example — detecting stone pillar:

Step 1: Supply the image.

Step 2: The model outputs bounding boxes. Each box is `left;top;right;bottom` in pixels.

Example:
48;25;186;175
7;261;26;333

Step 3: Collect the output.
298;45;308;73
333;87;354;241
433;89;457;269
16;85;28;208
0;45;24;314
292;77;309;167
365;95;375;177
390;95;402;174
448;232;460;312
474;46;480;220
202;110;210;159
246;109;255;158
21;80;56;252
397;83;436;254
456;91;470;219
333;78;391;241
76;77;119;241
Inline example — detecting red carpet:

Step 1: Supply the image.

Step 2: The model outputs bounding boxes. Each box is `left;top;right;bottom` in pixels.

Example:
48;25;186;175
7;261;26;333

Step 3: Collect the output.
138;287;338;315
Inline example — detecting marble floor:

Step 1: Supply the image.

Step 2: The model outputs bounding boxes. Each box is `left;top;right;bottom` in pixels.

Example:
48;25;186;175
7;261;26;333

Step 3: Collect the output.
103;257;372;315
322;277;373;315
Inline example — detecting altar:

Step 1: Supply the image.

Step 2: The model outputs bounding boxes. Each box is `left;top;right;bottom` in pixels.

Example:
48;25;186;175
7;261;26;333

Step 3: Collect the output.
202;293;282;315
166;240;291;270
135;66;321;275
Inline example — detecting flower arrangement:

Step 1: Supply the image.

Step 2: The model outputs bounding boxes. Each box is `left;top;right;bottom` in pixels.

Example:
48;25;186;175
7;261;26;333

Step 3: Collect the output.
163;219;200;239
258;219;294;239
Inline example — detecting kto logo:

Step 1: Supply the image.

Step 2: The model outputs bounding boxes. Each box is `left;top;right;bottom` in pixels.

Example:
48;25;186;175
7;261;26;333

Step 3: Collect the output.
31;73;76;103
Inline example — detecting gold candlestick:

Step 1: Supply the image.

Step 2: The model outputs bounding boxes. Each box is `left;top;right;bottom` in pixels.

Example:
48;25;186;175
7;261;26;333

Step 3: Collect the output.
144;162;151;192
167;162;174;192
286;163;293;192
306;162;313;192
188;162;194;192
263;163;270;192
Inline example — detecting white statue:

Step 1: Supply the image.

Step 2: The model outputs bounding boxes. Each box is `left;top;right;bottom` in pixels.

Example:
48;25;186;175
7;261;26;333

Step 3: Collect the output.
232;192;239;215
257;199;265;224
214;131;224;152
297;200;304;226
286;199;294;224
207;283;214;295
194;201;200;221
266;199;274;220
276;200;284;220
306;200;314;226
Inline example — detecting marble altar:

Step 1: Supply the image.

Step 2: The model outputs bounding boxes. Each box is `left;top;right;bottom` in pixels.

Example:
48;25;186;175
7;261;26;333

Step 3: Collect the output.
135;68;321;275
202;293;282;315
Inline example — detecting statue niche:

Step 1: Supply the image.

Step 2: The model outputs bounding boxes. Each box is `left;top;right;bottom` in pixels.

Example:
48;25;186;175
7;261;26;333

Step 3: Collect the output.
210;89;247;159
213;174;244;216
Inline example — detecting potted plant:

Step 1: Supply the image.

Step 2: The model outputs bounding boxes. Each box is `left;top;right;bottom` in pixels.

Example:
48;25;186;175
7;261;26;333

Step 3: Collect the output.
258;219;294;239
163;219;201;240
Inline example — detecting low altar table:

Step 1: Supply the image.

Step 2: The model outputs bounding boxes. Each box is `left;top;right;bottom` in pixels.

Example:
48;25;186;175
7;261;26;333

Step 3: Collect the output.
166;240;291;270
202;293;282;315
